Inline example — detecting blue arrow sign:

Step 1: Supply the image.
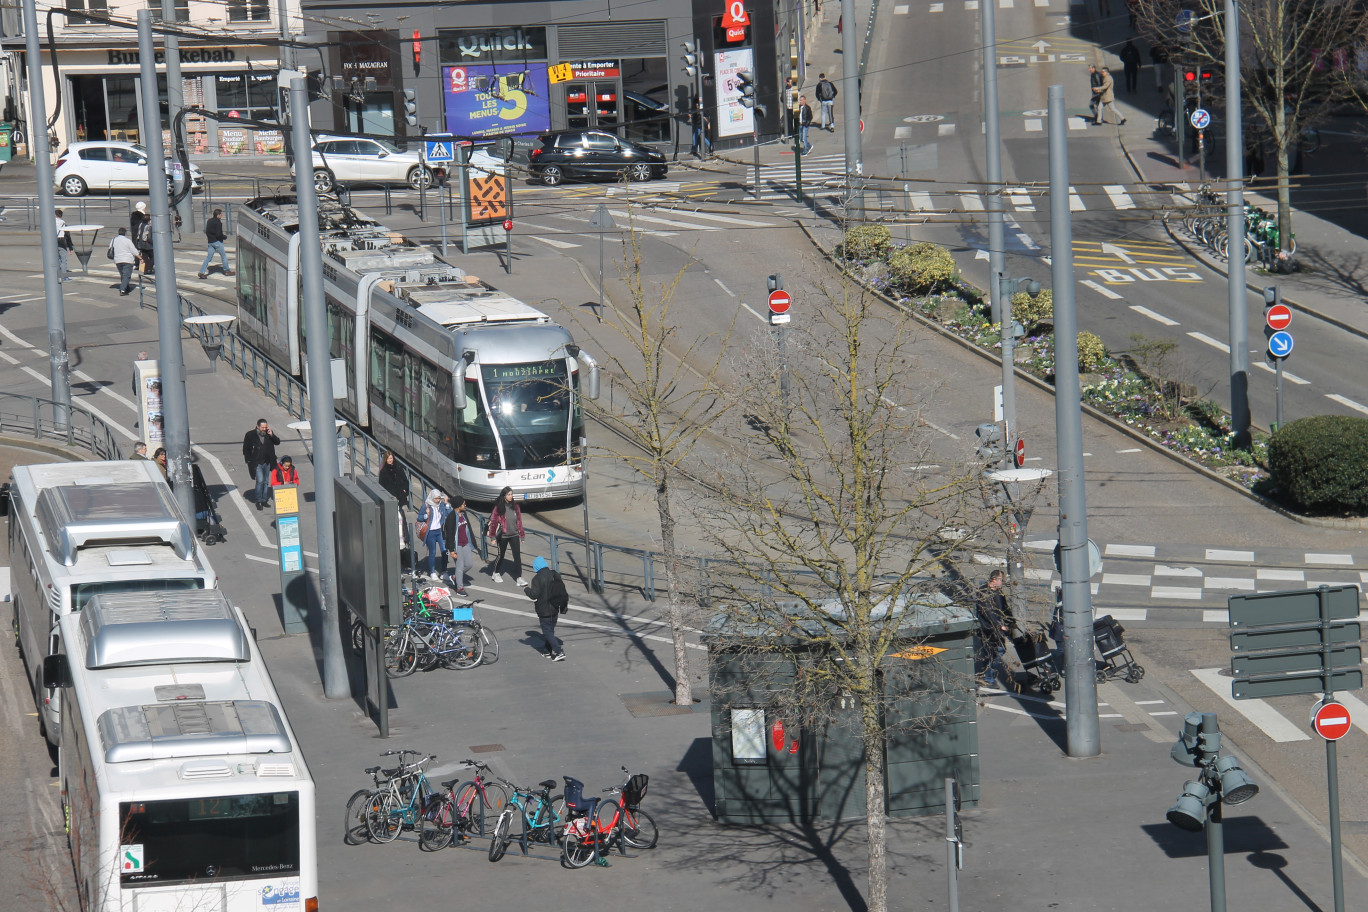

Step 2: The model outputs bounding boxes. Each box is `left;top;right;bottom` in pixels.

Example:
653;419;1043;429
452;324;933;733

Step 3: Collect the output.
1268;330;1294;359
424;140;454;163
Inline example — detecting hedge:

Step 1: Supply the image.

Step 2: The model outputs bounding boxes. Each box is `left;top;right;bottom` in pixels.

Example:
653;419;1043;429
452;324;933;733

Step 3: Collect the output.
1267;415;1368;515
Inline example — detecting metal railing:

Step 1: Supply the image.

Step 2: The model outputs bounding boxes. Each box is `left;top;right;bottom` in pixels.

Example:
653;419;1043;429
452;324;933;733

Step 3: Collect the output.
0;392;125;460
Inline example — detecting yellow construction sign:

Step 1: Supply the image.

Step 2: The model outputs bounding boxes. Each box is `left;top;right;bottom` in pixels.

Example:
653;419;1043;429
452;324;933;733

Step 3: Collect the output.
548;63;574;85
892;645;948;661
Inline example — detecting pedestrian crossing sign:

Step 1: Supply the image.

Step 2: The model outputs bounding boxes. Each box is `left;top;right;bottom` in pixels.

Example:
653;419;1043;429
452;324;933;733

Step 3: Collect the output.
425;140;455;162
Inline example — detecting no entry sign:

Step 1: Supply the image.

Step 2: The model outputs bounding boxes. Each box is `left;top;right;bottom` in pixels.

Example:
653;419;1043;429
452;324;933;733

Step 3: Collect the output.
1013;438;1026;469
768;290;792;314
1265;304;1292;331
1313;701;1352;741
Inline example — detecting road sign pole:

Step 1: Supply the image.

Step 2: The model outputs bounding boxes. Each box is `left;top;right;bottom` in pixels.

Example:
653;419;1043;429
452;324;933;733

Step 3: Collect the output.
1205;715;1227;912
1274;356;1283;430
1318;585;1347;912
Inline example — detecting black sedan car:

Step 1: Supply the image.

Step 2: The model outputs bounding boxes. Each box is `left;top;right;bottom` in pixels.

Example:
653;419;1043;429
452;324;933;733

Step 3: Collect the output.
528;131;668;186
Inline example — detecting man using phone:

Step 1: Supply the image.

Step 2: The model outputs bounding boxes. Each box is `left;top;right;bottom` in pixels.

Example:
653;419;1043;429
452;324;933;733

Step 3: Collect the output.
241;418;281;510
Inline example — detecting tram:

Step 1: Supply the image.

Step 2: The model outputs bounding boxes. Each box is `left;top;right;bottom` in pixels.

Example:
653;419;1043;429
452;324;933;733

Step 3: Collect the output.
234;195;598;501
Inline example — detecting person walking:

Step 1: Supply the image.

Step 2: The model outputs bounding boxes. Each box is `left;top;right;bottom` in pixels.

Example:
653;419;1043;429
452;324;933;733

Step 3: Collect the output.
270;455;299;488
54;208;73;282
133;202;155;275
815;74;838;131
798;95;814;155
109;227;138;295
152;447;169;482
241;417;280;510
1120;40;1142;93
378;450;410;508
442;497;476;596
784;77;799;137
1150;44;1170;92
1087;64;1103;124
130;442;148;460
525;556;569;660
416;489;451;580
197;208;232;279
689;95;712;158
976;569;1017;691
486;485;526;586
1094;66;1124;125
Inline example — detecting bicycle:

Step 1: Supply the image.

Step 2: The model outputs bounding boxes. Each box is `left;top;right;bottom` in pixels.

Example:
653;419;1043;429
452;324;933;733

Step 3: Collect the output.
419;759;510;851
344;760;402;845
366;750;439;843
560;768;657;869
487;778;565;862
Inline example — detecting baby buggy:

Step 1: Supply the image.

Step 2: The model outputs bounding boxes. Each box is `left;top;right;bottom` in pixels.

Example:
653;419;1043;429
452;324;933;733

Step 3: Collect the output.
1013;632;1063;695
191;464;226;545
1093;615;1144;683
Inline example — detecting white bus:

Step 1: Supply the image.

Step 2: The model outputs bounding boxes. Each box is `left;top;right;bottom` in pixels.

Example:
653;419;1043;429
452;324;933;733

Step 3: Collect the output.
44;589;318;912
7;460;218;744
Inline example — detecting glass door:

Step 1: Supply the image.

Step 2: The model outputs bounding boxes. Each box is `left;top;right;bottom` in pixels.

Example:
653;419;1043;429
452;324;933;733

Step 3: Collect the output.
563;81;620;131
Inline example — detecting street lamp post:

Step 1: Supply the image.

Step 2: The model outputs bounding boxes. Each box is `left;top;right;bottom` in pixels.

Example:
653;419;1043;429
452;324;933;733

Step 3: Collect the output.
996;275;1040;448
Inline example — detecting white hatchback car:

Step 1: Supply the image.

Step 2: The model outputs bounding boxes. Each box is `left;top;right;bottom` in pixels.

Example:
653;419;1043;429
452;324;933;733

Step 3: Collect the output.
53;141;204;197
309;135;445;193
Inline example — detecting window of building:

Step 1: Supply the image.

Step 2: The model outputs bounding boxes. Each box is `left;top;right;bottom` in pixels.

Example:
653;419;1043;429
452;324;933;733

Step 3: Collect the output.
65;0;109;15
621;58;669;143
227;0;270;22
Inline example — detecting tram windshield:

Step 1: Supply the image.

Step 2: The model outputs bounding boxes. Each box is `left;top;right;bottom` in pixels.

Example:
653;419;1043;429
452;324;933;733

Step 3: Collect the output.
473;360;574;469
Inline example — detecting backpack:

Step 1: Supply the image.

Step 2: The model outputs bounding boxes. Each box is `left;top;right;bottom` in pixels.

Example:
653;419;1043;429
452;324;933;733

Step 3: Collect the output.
816;80;837;102
135;218;153;249
548;573;569;614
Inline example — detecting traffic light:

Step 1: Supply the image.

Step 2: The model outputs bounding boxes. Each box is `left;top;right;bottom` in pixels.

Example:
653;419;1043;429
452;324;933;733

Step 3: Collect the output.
681;40;699;78
403;89;418;127
767;273;783;292
975;423;1004;467
1262;285;1280;349
736;70;765;117
412;29;421;77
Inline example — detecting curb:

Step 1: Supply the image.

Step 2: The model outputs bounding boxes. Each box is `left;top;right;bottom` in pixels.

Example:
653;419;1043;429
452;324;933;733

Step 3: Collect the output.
1116;135;1368;345
797;223;1368;531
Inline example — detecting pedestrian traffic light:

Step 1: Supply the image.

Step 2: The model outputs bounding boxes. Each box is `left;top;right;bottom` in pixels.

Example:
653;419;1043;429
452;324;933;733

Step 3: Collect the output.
403;89;418;127
1262;285;1280;347
975;423;1004;467
681;40;699;78
736;71;765;116
767;273;783;292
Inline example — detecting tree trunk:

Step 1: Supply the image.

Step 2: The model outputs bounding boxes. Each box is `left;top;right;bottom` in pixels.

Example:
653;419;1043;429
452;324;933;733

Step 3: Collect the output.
863;696;889;912
1274;57;1293;254
654;463;693;705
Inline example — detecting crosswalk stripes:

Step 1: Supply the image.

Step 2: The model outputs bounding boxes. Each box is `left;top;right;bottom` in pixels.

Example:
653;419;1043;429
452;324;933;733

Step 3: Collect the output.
1103;185;1136;210
1191;668;1311;743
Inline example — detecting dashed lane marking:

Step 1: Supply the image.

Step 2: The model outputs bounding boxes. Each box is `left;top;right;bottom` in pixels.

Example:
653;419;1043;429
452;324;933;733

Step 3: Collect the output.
1129;304;1178;325
1104;185;1136;209
1327;393;1368;416
1082;279;1124;299
1253;360;1310;384
529;236;581;249
1105;544;1155;558
1187;331;1229;353
1307;553;1354;565
1152;585;1203;600
1206;548;1254;562
1192;668;1310;742
1257;567;1305;581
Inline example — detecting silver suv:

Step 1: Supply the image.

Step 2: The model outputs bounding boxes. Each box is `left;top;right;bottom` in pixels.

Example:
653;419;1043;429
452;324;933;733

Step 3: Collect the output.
308;135;444;193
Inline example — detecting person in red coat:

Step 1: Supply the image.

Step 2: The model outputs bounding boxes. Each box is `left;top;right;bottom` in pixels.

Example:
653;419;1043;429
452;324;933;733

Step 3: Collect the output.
270;455;299;488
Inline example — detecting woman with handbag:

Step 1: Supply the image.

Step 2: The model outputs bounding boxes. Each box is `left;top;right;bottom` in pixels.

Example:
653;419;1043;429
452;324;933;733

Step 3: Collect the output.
486;485;526;586
416;489;451;581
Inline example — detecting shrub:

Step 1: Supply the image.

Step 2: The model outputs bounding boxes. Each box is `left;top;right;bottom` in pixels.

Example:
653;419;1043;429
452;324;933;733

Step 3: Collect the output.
841;225;893;262
1076;331;1108;373
1011;288;1053;330
1267;415;1368;515
888;242;957;295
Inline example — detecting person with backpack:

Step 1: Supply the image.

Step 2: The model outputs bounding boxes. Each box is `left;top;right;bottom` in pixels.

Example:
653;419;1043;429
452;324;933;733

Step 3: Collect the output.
416;489;451;581
197;208;232;279
54;208;74;282
815;74;838;131
133;202;155;275
442;497;476;596
525;556;569;660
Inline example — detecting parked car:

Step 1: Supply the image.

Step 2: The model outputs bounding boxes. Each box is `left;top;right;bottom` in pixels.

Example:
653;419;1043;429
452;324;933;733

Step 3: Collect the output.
528;131;667;186
308;135;444;193
53;141;204;197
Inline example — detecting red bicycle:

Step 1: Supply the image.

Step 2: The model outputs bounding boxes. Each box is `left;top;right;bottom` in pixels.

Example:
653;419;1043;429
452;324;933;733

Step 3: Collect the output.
559;767;657;868
419;759;510;850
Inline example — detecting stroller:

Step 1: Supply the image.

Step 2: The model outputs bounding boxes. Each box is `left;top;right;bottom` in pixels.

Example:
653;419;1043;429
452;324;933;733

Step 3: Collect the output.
1013;632;1063;694
1093;615;1144;684
191;464;226;545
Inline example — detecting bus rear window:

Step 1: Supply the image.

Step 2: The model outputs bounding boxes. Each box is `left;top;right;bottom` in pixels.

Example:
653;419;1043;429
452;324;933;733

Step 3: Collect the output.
73;578;205;612
119;792;300;884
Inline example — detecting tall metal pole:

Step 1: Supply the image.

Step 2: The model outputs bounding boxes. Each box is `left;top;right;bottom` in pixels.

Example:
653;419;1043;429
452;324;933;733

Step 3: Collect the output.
1048;84;1100;758
22;0;71;427
1225;0;1250;448
160;0;190;231
981;0;1005;325
1203;713;1227;912
838;0;862;219
1320;585;1346;912
998;275;1016;446
138;11;194;524
291;74;347;699
944;779;960;912
277;0;295;71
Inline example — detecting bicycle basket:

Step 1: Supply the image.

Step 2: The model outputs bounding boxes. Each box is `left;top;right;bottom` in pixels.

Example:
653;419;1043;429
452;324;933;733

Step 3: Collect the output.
450;604;473;622
622;773;649;807
563;776;590;812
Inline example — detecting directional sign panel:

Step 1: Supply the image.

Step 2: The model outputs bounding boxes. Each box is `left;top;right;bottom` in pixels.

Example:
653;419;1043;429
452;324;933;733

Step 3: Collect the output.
1231;645;1361;677
1231;622;1360;653
1233;669;1362;700
1228;585;1361;631
1267;330;1294;359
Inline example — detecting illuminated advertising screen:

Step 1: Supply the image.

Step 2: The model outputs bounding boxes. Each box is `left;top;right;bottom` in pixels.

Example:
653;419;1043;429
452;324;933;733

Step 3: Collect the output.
443;64;551;138
713;47;755;139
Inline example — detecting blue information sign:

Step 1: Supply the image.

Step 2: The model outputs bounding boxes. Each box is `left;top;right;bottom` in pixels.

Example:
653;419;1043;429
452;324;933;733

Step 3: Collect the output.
1267;330;1294;359
278;514;303;572
425;140;455;162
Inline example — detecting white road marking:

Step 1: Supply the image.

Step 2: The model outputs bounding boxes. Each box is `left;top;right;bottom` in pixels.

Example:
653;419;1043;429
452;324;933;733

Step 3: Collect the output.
1192;668;1311;742
1257;567;1305;582
1253;360;1310;384
1205;577;1256;591
1108;608;1148;621
1035;0;1050;5
622;212;720;231
1135;700;1166;705
740;301;767;322
1203;610;1228;623
660;209;778;228
1082;280;1123;299
1068;119;1087;131
1327;393;1368;416
901;3;915;11
1024;119;1043;132
1129;304;1178;325
1188;331;1229;353
1328;692;1368;738
910;191;934;211
939;123;956;136
1152;586;1203;600
1307;553;1354;566
1116;448;1141;454
1068;187;1086;210
960;194;984;211
966;0;979;8
1104;185;1135;209
894;126;912;139
1104;543;1155;558
1155;564;1203;577
1000;0;1014;7
714;278;735;297
1006;187;1033;210
530;236;580;249
1206;548;1254;562
1101;573;1151;587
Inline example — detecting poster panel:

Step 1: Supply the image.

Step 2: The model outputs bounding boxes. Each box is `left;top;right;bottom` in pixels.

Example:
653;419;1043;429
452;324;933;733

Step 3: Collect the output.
443;64;551;138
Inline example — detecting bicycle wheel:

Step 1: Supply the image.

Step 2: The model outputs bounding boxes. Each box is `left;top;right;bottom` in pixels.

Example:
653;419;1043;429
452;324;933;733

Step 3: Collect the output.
620;806;658;849
419;796;454;852
476;622;500;664
445;624;484;669
344;789;373;846
350;618;366;657
560;818;598;869
384;629;419;678
488;807;515;862
550;794;568;840
366;791;403;843
458;781;508;839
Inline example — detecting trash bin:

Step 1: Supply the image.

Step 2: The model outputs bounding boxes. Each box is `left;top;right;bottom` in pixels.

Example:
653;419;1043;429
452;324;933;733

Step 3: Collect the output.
0;124;13;163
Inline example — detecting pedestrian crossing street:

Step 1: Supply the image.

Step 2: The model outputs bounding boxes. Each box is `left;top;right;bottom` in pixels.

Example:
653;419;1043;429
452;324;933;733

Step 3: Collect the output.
40;248;238;298
517;202;787;247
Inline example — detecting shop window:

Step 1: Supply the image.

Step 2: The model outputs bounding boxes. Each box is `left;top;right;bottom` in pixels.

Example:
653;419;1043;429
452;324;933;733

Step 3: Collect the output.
621;58;669;144
227;0;270;22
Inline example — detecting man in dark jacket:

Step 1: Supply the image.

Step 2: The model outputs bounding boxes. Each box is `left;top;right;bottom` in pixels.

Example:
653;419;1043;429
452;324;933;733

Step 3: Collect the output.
976;570;1017;691
525;556;569;660
443;498;476;596
198;208;232;279
241;418;280;510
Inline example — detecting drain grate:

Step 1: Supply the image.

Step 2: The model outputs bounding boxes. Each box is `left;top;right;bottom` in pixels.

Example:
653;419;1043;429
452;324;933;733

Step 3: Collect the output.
469;743;505;754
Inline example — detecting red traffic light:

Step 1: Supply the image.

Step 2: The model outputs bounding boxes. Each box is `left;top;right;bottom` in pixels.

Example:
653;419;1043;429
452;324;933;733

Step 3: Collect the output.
503;219;513;231
1184;71;1196;81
